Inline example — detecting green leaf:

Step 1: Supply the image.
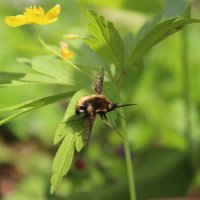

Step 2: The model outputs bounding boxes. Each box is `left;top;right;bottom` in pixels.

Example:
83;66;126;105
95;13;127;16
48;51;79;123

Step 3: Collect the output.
103;81;120;127
0;72;25;86
53;123;66;145
0;91;74;126
20;73;63;85
0;109;31;127
23;56;75;85
163;0;189;18
51;132;75;194
127;17;200;67
1;56;90;88
53;89;90;145
103;81;120;103
0;73;59;88
86;10;125;69
51;89;90;193
17;56;90;88
75;134;84;152
123;33;135;63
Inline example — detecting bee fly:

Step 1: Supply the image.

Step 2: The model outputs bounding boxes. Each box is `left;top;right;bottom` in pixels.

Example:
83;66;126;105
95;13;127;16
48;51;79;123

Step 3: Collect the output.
73;68;136;146
76;94;135;121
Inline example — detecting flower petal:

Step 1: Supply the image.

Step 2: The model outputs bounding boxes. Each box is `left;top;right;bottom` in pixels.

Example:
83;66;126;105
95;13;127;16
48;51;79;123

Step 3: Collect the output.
5;4;61;27
44;4;60;24
60;42;74;60
5;15;26;27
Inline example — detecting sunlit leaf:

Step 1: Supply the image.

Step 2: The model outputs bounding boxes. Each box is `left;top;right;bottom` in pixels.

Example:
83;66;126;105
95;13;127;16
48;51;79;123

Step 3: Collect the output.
75;134;84;152
51;132;75;194
0;73;61;88
127;6;200;67
1;56;90;88
0;91;74;126
53;123;66;145
0;72;25;86
86;10;125;69
17;56;91;88
0;109;31;127
21;73;64;85
53;89;90;145
51;89;90;193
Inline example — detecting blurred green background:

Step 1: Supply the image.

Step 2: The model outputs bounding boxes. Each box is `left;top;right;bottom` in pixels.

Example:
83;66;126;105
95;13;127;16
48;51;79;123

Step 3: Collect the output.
0;0;200;199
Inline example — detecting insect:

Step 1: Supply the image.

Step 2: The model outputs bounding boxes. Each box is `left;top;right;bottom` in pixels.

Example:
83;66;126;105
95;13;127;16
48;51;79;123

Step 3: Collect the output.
75;68;136;145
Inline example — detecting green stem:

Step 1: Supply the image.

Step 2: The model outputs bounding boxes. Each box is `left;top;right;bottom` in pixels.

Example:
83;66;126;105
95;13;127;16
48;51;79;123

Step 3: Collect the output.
37;36;81;71
120;109;136;200
37;36;63;59
33;25;92;80
181;28;199;168
181;28;191;142
33;25;79;71
115;65;136;200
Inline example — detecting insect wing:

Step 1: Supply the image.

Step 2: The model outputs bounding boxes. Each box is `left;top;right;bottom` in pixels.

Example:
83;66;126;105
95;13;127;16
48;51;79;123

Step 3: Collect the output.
94;68;104;95
83;115;96;146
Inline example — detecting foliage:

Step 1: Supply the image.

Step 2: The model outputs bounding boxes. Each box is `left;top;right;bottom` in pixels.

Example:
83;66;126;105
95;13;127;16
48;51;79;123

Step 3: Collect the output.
0;0;200;199
86;10;125;69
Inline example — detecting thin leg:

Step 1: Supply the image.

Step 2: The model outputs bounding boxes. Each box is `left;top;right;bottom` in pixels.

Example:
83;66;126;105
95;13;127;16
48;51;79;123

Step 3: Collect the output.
101;118;123;140
115;110;127;120
103;113;107;120
99;113;108;120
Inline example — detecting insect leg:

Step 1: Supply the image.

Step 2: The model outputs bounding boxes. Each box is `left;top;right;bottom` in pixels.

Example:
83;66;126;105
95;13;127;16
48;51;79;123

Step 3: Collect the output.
100;113;107;120
114;110;127;120
101;117;123;140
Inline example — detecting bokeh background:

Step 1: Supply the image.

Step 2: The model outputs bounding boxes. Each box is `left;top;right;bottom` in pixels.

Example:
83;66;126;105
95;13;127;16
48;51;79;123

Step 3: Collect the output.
0;0;200;199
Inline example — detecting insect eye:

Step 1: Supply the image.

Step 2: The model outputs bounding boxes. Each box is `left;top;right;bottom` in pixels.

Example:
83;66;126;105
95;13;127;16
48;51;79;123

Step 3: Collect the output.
108;103;114;110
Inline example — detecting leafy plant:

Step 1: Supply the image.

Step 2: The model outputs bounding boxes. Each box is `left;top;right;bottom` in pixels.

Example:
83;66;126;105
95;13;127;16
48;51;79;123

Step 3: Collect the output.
1;1;200;199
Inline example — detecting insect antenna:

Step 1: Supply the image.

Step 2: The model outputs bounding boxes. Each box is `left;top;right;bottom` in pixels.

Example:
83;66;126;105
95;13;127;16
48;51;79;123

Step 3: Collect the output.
115;103;137;109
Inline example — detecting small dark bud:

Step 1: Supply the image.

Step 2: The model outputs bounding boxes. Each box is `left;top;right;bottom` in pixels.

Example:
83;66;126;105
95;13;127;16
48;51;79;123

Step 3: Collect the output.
75;159;86;171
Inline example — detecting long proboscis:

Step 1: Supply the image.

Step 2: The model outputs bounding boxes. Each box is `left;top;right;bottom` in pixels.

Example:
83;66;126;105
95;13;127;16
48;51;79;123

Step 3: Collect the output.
116;103;137;108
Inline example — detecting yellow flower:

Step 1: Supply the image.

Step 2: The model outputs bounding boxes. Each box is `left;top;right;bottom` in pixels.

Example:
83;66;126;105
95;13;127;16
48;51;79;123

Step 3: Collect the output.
5;4;60;27
60;42;74;60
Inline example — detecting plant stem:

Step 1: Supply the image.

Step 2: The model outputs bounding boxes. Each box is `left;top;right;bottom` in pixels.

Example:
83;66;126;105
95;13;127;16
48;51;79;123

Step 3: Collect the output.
116;66;136;200
33;25;79;70
181;28;191;142
37;36;81;71
181;28;199;168
33;25;92;80
120;110;136;200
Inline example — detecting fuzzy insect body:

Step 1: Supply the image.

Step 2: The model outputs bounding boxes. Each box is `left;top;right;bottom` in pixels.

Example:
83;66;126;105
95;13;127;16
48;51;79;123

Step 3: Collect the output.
73;68;135;145
76;94;116;119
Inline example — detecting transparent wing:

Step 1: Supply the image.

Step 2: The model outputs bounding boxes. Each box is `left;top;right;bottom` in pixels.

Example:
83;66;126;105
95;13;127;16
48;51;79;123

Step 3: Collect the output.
83;115;96;146
82;68;104;145
94;68;104;95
